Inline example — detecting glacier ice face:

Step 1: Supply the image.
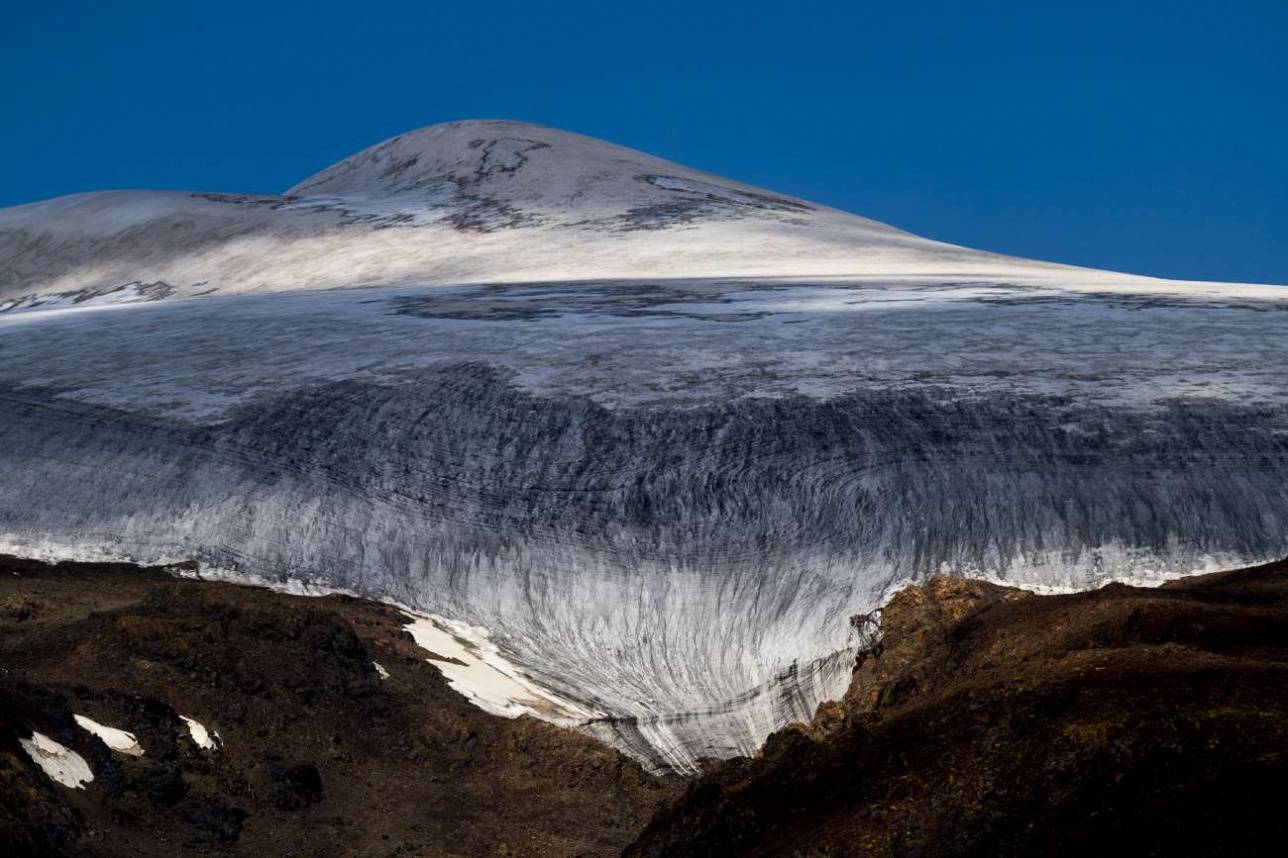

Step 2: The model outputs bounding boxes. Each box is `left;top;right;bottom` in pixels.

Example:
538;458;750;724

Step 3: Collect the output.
1;121;1286;771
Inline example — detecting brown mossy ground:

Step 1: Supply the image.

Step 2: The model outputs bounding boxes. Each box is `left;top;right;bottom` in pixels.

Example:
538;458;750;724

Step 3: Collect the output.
7;554;1288;856
628;560;1288;856
0;555;673;857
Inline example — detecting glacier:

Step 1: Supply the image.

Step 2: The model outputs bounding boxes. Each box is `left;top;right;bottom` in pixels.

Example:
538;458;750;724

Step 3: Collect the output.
1;120;1286;772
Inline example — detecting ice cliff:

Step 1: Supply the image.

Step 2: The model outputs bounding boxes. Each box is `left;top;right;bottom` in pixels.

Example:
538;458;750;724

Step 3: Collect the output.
1;120;1285;771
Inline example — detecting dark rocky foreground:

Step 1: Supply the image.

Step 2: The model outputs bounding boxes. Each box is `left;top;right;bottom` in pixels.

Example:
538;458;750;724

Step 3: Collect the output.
0;556;672;856
4;554;1287;856
630;559;1288;856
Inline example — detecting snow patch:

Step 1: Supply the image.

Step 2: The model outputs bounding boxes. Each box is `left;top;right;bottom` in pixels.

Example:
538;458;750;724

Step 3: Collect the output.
158;561;602;724
179;715;220;751
401;612;599;723
74;714;144;756
20;732;94;788
373;661;390;680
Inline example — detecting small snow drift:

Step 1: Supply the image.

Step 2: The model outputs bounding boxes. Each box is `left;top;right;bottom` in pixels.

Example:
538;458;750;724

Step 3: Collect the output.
20;732;94;789
73;713;145;756
179;715;220;751
401;612;595;723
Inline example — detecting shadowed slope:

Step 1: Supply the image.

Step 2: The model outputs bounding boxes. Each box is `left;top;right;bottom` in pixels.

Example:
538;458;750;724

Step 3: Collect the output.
0;555;671;856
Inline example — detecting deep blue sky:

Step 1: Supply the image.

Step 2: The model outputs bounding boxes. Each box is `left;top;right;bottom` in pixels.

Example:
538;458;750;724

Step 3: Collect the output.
3;1;1285;283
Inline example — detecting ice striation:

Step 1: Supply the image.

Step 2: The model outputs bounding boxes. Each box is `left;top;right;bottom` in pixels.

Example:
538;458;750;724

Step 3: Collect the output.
1;120;1286;772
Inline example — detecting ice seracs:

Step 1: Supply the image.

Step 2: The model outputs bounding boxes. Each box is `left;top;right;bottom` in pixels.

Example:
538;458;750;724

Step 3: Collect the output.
1;120;1286;771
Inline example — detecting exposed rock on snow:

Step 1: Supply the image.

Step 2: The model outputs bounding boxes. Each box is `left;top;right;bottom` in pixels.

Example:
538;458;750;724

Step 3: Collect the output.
1;120;1286;770
20;732;94;788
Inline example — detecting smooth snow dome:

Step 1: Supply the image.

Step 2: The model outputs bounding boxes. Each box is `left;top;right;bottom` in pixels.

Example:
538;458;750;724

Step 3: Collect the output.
0;120;1115;303
1;120;1286;771
73;713;144;756
20;732;94;789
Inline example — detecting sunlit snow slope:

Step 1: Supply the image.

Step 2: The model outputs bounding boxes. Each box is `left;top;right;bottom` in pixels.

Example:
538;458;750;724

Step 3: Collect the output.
2;120;1286;772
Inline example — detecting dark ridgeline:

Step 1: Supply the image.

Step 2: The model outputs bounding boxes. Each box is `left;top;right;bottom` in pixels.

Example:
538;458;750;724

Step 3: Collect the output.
629;558;1288;856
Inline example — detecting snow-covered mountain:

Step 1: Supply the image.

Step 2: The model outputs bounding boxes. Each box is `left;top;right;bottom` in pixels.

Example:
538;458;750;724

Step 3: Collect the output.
3;119;1130;305
2;120;1286;771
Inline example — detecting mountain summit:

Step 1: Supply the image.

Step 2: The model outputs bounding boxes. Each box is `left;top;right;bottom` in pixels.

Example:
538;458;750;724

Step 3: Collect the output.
287;119;857;234
290;120;826;214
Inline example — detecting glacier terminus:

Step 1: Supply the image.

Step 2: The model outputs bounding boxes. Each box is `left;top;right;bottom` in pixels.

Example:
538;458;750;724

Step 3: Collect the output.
1;120;1286;772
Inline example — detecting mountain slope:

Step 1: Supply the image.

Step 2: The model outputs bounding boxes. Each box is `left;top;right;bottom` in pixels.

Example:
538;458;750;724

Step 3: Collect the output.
628;559;1288;856
0;121;1286;772
0;555;670;856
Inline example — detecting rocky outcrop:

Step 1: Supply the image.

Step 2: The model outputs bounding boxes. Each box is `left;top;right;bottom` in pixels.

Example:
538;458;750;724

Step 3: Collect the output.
0;555;670;857
628;558;1288;855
